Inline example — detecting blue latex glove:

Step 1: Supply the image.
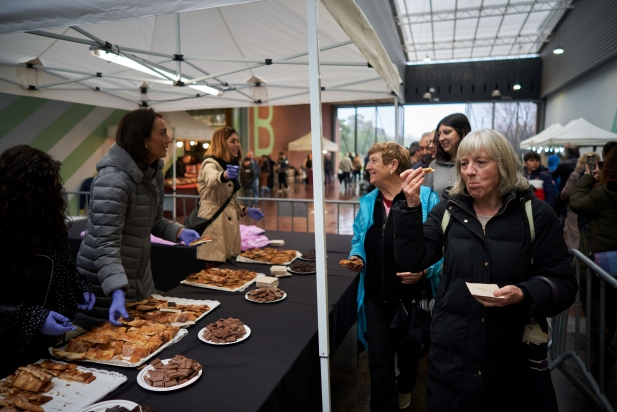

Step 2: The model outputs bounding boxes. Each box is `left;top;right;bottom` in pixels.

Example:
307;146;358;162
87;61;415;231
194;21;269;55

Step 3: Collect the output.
178;228;201;246
40;311;76;335
77;292;96;311
109;289;129;326
247;207;265;221
225;164;239;179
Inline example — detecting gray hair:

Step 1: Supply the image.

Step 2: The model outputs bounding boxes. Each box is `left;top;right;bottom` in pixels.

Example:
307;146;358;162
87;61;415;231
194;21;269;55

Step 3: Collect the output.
449;129;530;197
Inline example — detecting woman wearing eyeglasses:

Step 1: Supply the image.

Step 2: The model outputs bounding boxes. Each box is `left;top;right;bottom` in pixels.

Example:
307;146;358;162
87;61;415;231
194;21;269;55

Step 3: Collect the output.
423;113;471;200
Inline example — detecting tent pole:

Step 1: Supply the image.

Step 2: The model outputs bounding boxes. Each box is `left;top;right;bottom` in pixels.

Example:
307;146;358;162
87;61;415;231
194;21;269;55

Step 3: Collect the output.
172;135;177;220
306;0;331;411
175;14;182;81
394;96;400;144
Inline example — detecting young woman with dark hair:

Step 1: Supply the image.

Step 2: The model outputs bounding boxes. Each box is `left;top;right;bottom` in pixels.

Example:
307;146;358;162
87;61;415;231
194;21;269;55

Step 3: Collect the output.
423;113;471;199
0;145;95;377
196;127;264;268
77;108;201;326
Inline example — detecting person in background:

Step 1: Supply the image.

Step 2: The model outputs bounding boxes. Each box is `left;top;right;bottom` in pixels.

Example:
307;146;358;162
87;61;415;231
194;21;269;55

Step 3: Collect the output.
77;109;201;324
552;146;580;193
423;113;471;200
353;153;364;183
569;147;617;377
339;153;353;191
246;151;260;204
240;156;257;207
324;153;333;185
197;127;264;268
302;153;313;185
411;131;434;169
523;151;557;207
259;154;271;195
276;151;290;193
346;142;441;411
0;146;96;378
394;129;577;412
601;141;617;169
408;142;422;167
165;153;192;179
560;152;601;251
547;154;561;188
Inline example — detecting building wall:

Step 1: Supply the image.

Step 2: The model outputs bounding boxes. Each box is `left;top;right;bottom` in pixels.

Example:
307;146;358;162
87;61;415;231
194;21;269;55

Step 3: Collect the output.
0;92;129;212
545;57;617;133
248;103;334;170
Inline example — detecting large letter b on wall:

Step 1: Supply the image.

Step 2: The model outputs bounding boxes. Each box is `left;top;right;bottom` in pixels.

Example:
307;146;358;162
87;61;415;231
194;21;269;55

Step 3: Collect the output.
253;106;274;157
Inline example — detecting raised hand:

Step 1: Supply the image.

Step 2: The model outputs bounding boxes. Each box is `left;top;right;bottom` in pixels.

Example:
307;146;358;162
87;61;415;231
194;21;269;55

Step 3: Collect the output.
225;164;239;180
400;168;425;207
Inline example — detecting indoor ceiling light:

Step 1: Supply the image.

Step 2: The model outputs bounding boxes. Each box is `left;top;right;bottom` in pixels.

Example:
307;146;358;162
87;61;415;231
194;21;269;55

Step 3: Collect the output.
203;142;210;149
491;89;501;97
189;141;196;146
422;92;432;100
423;56;432;63
513;84;521;90
322;150;328;154
176;141;183;148
90;46;222;96
553;46;564;55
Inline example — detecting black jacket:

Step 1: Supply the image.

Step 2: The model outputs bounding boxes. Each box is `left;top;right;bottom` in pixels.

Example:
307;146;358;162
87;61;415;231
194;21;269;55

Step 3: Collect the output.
552;157;578;192
393;188;577;412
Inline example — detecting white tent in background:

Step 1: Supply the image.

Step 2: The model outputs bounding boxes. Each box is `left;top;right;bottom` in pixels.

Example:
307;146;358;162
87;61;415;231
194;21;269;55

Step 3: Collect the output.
550;118;617;147
288;132;338;152
107;111;217;141
519;123;564;149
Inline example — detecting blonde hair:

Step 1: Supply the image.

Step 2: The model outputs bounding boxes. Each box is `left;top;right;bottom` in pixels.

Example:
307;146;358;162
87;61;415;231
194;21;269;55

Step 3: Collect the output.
205;126;241;163
449;129;530;197
576;152;601;168
367;142;410;175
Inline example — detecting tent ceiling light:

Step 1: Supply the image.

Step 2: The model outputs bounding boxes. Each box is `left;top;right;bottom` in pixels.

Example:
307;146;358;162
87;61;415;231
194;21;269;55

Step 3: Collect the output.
176;141;183;148
513;84;521;90
203;143;210;149
90;46;222;96
553;46;564;55
322;150;328;154
423;56;431;63
189;140;196;146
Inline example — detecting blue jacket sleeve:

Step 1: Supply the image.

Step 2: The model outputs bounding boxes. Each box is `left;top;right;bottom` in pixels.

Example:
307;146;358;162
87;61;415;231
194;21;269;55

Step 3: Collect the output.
350;203;367;263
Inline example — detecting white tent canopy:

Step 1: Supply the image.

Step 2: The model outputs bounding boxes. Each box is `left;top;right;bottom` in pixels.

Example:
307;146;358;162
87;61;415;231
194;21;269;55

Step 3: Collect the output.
0;0;401;112
519;123;564;149
107;111;217;141
288;132;338;152
550;118;617;147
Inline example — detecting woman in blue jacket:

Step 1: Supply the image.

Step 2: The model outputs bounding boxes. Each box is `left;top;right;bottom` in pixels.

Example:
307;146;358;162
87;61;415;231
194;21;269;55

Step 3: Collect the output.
344;142;441;411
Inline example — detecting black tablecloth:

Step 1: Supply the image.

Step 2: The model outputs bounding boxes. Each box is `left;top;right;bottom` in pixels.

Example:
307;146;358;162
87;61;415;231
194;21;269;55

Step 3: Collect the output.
66;220;357;412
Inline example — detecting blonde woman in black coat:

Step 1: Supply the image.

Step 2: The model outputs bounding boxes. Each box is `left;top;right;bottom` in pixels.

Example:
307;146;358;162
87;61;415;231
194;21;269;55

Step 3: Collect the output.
394;130;577;412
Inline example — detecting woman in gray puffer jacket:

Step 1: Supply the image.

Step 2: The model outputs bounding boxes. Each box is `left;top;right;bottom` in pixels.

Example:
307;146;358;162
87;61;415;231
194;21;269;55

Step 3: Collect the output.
423;113;470;200
77;109;200;324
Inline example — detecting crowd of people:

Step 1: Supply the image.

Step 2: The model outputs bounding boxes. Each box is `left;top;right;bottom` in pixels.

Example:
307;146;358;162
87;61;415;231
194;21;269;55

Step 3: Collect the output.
1;106;616;411
345;112;617;411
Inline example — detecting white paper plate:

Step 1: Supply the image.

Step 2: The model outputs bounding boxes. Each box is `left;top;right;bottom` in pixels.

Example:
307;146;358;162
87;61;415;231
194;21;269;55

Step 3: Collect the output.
245;291;287;304
137;359;202;392
236;251;301;266
198;325;251;345
181;272;265;292
76;400;138;412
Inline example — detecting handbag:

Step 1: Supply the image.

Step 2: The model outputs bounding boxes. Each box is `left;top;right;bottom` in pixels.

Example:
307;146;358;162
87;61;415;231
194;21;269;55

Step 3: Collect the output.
184;192;235;234
389;293;433;345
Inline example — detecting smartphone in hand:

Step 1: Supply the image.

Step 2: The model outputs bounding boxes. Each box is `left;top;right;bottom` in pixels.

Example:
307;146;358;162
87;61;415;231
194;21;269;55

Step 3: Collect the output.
586;154;597;173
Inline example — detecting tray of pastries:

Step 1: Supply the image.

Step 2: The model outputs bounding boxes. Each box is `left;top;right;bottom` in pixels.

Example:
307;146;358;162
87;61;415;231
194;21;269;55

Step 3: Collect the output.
0;359;126;412
124;294;219;327
237;248;300;265
50;320;188;368
181;268;264;292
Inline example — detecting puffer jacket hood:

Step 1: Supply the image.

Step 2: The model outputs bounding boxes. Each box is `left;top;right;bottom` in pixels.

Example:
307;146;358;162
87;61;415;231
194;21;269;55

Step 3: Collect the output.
77;144;183;320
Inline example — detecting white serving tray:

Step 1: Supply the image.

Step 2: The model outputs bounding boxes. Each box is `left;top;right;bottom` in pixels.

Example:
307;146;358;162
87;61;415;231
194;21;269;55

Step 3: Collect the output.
50;328;188;368
0;359;127;412
76;400;137;412
180;272;265;292
235;251;301;266
149;294;220;327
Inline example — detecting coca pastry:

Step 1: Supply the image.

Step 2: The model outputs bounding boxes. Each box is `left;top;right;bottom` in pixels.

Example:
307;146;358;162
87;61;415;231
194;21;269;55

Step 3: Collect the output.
202;318;247;343
125;295;211;324
247;288;285;303
141;355;201;389
0;359;95;411
185;268;258;290
240;247;298;264
189;234;211;246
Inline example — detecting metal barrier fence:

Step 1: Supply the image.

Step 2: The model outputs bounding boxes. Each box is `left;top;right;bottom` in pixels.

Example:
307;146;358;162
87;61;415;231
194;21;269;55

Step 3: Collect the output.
64;191;360;235
550;249;617;411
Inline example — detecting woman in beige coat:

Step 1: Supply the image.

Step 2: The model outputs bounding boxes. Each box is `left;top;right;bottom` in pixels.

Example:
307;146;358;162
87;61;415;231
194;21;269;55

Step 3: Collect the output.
196;127;264;268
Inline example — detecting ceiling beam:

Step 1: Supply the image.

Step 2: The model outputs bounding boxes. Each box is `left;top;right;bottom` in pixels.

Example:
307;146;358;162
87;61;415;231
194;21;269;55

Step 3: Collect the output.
397;1;570;24
404;35;548;52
